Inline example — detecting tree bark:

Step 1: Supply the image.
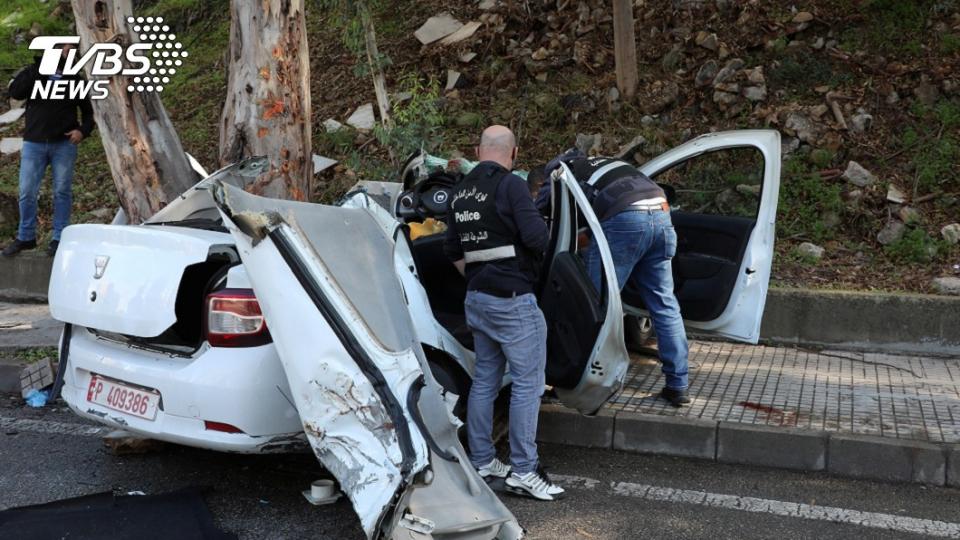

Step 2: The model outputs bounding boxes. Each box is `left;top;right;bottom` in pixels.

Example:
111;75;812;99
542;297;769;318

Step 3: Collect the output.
71;0;199;223
219;0;312;201
359;4;391;127
612;0;638;99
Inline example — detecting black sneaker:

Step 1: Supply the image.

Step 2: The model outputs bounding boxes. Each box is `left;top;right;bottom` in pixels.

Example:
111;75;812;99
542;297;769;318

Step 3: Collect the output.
1;238;37;257
660;387;691;408
46;240;59;257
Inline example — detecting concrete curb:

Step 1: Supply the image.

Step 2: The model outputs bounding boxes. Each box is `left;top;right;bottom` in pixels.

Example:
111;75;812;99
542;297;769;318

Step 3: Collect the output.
0;253;52;299
761;287;960;356
538;406;954;487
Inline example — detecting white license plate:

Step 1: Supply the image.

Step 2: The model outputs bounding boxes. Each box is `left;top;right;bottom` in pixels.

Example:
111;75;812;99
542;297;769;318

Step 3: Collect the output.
86;375;161;421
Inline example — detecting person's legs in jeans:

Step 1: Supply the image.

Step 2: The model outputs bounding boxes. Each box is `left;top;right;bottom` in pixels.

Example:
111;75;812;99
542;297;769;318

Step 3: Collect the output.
17;142;50;242
465;292;508;469
582;210;647;293
498;294;547;475
627;212;689;389
49;140;77;242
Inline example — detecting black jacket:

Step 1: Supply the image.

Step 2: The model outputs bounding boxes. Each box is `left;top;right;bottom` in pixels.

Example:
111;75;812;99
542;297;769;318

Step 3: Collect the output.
7;57;95;143
444;162;549;295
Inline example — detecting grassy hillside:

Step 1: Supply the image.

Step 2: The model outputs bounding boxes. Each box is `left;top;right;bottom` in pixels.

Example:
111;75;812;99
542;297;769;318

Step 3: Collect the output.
0;0;957;293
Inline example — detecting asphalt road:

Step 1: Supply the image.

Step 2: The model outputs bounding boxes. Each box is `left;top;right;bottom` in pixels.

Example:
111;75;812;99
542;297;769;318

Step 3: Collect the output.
2;394;960;540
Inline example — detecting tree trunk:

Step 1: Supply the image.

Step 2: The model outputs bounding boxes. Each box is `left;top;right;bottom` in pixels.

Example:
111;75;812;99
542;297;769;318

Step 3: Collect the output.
359;4;391;127
219;0;312;201
612;0;638;99
71;0;199;223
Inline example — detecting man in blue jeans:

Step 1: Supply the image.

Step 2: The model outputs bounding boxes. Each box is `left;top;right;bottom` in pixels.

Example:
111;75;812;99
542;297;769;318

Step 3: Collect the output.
539;149;691;407
3;43;93;257
443;125;564;501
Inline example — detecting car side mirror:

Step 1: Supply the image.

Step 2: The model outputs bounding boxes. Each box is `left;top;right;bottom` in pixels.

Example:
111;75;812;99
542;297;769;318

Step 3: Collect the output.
658;183;677;206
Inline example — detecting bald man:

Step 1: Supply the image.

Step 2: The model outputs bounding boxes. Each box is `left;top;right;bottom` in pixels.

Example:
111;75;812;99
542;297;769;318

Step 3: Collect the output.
443;126;563;501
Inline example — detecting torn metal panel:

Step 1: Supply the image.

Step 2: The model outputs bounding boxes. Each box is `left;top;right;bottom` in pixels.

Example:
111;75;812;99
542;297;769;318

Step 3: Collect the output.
214;182;520;539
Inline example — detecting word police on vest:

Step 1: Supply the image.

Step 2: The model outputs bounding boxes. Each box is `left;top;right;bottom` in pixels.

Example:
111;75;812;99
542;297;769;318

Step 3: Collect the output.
455;210;482;223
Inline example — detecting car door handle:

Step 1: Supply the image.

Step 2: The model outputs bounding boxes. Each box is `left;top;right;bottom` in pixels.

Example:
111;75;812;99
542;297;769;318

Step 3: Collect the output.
745;268;756;275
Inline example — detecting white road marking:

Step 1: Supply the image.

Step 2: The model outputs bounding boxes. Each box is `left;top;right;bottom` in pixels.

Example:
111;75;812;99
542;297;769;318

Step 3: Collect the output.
0;416;109;438
553;474;960;538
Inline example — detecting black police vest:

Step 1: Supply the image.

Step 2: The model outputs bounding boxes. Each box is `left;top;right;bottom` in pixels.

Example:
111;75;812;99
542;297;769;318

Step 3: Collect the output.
450;166;519;266
566;157;665;221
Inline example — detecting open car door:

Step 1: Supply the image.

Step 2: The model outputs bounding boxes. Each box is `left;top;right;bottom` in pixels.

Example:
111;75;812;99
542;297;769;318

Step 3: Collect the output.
627;130;781;343
539;164;630;415
212;181;521;540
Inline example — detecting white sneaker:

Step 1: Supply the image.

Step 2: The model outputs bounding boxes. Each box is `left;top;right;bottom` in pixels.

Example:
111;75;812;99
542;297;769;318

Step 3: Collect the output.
476;457;512;480
505;465;565;500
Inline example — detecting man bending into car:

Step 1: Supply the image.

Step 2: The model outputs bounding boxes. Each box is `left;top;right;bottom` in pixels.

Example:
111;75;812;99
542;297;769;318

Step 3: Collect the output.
537;149;691;407
443;125;564;501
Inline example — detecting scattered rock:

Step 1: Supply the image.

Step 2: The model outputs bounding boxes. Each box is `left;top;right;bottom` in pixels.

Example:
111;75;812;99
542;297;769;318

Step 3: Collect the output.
322;118;343;133
714;189;741;213
392;91;413;104
914;82;940;107
312;154;338;175
713;58;744;85
941;223;960;245
575;133;602;155
898;206;921;224
886;184;907;204
531;47;550;61
640;115;657;127
0;108;24;125
662;44;684;72
811;37;825;50
746;66;765;85
736;184;761;197
478;0;497;9
695;31;719;51
345;103;376;131
459;51;477;63
695;60;719;87
797;242;825;260
781;137;801;155
28;22;43;38
713;89;739;107
641;80;680;114
877;220;906;245
886;91;901;105
742;85;767;102
445;69;463;91
810;104;830;119
439;21;482;46
932;277;960;296
784;112;820;145
0;137;23;155
850;112;873;133
842;161;876;187
616;134;647;159
845;189;863;203
414;13;463;45
89;207;114;221
792;11;815;23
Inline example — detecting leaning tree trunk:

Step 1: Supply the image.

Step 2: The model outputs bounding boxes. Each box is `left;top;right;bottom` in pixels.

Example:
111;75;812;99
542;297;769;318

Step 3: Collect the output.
72;0;199;223
359;4;391;127
612;0;638;99
219;0;312;201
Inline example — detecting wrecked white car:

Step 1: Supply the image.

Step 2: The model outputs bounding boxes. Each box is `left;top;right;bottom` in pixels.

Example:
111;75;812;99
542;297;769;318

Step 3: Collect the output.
47;129;780;538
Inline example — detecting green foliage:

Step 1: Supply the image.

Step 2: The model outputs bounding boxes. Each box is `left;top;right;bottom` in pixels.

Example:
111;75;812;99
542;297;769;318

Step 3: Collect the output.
844;0;935;55
374;73;444;157
778;156;845;243
17;347;58;364
943;34;960;55
903;100;960;194
0;1;72;71
884;227;945;264
315;0;390;71
808;148;835;169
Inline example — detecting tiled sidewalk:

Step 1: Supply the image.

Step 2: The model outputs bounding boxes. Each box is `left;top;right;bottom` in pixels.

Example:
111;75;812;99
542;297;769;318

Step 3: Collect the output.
608;342;960;444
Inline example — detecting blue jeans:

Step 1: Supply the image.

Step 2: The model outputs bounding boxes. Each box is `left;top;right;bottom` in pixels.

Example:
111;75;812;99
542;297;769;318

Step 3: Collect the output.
18;140;78;242
583;209;690;390
465;291;546;475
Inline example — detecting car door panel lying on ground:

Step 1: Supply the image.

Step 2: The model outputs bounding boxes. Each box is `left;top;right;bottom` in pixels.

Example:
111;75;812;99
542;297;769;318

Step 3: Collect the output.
212;182;522;540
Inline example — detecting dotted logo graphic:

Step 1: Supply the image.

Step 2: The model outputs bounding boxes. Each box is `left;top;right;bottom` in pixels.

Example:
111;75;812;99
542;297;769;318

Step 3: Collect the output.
124;16;188;93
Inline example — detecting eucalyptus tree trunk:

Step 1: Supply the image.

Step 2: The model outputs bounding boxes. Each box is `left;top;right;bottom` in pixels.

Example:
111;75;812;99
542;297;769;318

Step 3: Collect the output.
219;0;312;201
359;4;391;127
71;0;199;223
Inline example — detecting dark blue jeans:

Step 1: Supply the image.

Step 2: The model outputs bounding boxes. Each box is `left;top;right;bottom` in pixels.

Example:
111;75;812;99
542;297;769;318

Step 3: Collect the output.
18;140;78;242
583;209;689;390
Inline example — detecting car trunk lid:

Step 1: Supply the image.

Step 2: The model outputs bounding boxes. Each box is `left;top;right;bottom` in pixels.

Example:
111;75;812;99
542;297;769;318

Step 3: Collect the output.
48;224;235;337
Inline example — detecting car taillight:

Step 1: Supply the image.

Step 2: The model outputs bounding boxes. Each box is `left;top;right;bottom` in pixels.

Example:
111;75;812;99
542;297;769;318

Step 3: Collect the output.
204;289;271;347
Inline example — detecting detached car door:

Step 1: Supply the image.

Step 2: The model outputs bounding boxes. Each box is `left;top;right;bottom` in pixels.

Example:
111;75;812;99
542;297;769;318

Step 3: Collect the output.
212;182;520;540
539;163;630;415
629;129;781;343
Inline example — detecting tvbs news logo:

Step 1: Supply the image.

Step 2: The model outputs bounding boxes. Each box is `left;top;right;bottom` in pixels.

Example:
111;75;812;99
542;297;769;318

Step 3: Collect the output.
29;16;188;100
